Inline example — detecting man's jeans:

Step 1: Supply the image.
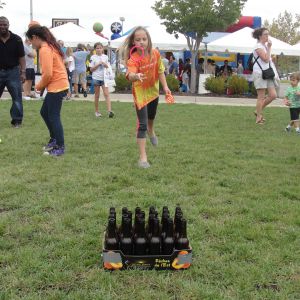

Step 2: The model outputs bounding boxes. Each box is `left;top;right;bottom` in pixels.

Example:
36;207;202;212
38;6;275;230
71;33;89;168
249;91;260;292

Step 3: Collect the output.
0;66;23;124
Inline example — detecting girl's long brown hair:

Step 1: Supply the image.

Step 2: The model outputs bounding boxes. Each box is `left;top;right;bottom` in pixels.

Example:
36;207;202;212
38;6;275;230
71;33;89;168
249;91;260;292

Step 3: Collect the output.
118;26;153;66
26;25;64;58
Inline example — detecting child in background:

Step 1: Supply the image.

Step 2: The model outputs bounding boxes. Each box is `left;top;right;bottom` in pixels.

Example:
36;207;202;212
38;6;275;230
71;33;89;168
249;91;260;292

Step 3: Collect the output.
26;25;69;156
181;65;190;93
284;72;300;134
89;42;114;118
66;47;75;100
120;26;171;168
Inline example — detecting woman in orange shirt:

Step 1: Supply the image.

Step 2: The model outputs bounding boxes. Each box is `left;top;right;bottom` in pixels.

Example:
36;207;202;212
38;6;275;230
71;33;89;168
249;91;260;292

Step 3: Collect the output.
26;25;69;156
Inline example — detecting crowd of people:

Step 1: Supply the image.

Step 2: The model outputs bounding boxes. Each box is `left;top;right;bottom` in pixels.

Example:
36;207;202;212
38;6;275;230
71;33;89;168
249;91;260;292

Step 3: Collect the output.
1;17;299;163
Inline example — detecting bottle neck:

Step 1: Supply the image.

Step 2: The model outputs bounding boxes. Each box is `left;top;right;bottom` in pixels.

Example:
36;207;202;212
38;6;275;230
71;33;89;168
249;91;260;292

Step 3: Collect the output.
179;219;187;238
122;218;132;238
107;218;117;238
152;218;160;237
166;219;174;238
136;219;146;237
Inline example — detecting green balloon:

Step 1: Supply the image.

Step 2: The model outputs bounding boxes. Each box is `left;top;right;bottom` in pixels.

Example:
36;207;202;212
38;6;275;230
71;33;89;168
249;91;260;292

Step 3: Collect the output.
93;22;103;33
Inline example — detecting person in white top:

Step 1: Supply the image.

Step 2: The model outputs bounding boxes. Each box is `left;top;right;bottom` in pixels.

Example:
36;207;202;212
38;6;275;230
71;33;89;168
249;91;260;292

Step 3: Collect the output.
66;47;75;99
89;42;114;118
252;27;279;124
23;38;36;99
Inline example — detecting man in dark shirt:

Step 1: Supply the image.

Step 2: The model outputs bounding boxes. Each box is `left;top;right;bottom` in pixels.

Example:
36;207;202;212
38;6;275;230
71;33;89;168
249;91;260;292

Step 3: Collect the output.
168;55;178;76
0;16;25;128
219;60;233;77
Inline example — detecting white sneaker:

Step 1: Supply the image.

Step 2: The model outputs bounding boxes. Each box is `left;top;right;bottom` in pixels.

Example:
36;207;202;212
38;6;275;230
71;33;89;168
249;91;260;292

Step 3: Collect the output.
138;160;150;168
23;96;31;100
95;112;102;117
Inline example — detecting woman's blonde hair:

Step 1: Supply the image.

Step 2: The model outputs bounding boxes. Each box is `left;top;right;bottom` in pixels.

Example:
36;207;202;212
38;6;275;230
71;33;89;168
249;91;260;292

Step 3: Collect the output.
118;26;152;66
66;47;73;56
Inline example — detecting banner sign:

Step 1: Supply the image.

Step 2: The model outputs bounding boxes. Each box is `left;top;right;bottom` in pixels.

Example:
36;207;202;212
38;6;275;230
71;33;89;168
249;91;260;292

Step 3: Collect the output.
52;18;79;27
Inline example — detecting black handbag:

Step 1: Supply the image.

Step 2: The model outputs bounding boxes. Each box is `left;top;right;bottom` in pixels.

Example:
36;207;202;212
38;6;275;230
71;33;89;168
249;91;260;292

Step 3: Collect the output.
262;67;275;80
253;55;275;80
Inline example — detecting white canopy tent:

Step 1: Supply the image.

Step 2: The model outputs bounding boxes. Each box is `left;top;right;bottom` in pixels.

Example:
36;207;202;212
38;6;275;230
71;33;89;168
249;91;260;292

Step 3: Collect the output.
50;22;109;47
110;25;192;51
207;27;300;56
292;42;300;50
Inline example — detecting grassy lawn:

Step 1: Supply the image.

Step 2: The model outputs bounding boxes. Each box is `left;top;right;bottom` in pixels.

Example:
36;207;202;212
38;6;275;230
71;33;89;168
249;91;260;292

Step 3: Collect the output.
0;100;299;300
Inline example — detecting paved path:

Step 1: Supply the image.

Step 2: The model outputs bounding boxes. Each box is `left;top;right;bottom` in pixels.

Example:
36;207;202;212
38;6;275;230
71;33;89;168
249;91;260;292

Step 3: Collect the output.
0;91;284;107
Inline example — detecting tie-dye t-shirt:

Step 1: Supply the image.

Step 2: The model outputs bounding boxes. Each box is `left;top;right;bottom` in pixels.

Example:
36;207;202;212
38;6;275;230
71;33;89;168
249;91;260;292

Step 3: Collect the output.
127;48;165;110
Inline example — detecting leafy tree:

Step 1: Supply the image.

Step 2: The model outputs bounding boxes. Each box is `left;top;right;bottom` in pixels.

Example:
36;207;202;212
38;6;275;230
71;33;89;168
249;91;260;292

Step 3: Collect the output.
264;11;300;45
152;0;247;93
264;11;300;75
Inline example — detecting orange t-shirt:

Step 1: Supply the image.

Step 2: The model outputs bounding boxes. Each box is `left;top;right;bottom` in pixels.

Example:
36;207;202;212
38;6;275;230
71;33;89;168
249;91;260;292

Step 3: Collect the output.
36;43;69;93
127;48;165;110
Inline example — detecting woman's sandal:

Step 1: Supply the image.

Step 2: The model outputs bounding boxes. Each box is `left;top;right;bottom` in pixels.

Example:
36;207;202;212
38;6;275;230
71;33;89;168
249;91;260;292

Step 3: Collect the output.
254;111;266;122
256;116;265;124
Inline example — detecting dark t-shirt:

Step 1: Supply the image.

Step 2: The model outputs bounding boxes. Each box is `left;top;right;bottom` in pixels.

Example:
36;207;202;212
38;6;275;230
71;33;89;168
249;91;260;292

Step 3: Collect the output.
0;31;25;69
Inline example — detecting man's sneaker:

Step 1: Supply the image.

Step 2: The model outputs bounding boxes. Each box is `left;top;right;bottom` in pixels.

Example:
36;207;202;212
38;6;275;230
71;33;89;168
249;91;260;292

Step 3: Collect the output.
43;146;65;157
23;96;31;100
95;112;102;117
83;90;87;98
138;160;150;169
108;111;115;118
74;94;80;98
285;126;291;132
42;139;56;151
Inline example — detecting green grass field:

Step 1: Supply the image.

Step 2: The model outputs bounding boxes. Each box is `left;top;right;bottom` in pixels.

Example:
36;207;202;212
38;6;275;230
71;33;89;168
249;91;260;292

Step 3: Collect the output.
0;100;299;299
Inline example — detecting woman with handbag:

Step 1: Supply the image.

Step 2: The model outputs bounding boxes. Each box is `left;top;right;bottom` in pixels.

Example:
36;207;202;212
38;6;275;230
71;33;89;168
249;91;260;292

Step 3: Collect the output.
252;27;279;124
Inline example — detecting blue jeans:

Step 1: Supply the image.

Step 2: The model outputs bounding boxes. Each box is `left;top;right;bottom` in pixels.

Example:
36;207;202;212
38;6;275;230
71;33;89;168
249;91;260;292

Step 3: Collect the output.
40;90;67;147
0;66;23;124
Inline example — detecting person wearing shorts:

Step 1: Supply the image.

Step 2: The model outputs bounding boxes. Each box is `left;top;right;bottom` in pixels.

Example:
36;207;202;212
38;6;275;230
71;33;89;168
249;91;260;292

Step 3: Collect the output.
73;43;89;98
252;27;279;124
283;72;300;134
23;38;36;100
89;42;114;118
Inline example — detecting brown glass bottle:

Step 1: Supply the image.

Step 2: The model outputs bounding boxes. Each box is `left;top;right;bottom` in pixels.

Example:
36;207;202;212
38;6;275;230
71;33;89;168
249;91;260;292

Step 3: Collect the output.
174;212;183;239
161;212;170;240
175;218;189;250
120;218;133;255
134;219;147;255
146;213;155;240
162;218;174;255
149;218;161;255
105;218;119;250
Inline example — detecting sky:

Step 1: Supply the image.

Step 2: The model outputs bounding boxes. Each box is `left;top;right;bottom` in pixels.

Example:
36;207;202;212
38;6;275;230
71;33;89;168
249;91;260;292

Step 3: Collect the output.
1;0;298;38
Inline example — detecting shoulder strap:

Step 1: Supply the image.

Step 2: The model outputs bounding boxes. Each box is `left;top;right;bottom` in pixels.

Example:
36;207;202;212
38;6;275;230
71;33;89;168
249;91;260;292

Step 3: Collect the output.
253;51;272;70
252;52;260;68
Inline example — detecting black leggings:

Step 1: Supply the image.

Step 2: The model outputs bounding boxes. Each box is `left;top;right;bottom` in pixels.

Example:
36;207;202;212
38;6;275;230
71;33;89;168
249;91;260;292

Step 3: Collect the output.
136;98;159;138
